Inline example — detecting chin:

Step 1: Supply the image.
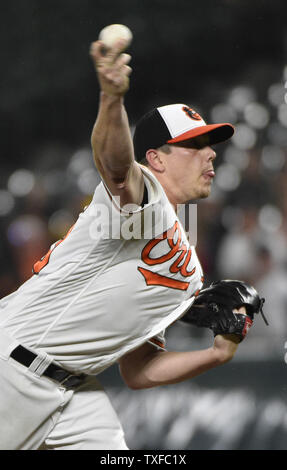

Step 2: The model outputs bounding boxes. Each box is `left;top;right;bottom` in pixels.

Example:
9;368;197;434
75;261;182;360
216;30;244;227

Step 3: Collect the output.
187;191;210;202
198;187;211;199
187;184;212;201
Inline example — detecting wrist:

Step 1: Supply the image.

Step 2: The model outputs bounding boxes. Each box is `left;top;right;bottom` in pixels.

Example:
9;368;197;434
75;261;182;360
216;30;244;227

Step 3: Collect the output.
100;91;125;103
208;346;227;366
98;92;126;121
212;334;239;364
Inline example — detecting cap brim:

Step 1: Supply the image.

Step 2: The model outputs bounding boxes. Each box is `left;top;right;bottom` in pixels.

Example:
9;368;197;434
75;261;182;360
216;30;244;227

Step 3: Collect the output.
167;123;234;146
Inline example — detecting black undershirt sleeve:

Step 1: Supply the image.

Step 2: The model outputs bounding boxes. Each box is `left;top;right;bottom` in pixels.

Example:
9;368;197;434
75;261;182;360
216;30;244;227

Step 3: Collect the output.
141;184;149;207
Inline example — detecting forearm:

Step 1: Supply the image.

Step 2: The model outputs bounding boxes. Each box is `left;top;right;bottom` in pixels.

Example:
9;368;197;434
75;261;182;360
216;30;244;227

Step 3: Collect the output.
119;341;235;390
91;92;134;181
134;348;222;389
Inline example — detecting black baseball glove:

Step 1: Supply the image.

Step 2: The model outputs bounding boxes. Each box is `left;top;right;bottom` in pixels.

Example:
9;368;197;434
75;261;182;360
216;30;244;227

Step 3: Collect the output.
180;280;268;342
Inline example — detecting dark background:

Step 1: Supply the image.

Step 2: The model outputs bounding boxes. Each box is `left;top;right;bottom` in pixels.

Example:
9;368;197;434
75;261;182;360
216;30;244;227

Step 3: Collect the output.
0;0;285;169
1;0;287;450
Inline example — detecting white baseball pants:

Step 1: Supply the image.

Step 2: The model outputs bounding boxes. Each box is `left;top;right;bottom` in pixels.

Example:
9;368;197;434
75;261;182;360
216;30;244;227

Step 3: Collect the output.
0;328;128;450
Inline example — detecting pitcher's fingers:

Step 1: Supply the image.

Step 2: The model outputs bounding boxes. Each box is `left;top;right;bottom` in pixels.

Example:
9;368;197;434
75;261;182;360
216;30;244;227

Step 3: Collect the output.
125;65;133;76
117;53;132;66
104;39;130;63
114;53;132;69
89;41;107;65
105;65;132;85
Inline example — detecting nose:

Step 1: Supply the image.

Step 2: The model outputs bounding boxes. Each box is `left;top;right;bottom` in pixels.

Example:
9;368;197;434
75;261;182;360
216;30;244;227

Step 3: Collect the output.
210;148;216;161
204;146;216;161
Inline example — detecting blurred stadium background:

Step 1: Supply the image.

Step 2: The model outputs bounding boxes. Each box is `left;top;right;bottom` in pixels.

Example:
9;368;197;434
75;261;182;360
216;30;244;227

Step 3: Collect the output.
1;0;287;450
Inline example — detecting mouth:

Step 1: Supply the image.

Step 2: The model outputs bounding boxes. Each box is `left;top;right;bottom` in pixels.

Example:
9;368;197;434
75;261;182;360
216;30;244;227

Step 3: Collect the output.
202;169;215;180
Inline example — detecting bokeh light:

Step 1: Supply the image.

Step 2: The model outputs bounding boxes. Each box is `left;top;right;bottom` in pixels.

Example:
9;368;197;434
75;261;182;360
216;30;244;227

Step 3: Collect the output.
261;145;285;172
231;123;257;150
278;103;287;127
244;102;270;130
210;103;237;125
228;86;256;112
215;163;241;191
7;169;35;197
267;83;285;107
0;190;15;216
258;205;283;233
77;168;100;195
223;145;250;170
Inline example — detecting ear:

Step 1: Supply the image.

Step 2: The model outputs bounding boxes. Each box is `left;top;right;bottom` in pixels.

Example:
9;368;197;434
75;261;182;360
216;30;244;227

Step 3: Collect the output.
145;149;165;173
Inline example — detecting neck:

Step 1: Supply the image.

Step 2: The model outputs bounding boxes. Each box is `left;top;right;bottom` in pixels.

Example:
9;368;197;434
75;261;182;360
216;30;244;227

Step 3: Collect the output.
147;166;186;211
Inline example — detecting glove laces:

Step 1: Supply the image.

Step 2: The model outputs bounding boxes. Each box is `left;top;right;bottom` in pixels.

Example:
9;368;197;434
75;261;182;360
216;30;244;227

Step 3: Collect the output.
257;298;269;325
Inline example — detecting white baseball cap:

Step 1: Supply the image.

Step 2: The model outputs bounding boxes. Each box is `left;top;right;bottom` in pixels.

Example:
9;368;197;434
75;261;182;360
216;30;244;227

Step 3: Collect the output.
133;103;234;161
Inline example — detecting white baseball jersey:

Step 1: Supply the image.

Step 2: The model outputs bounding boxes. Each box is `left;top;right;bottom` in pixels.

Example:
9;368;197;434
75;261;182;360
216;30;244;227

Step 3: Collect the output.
0;166;204;375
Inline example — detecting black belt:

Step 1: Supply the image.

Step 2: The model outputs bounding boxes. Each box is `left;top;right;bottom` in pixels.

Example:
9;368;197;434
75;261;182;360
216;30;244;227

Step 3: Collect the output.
10;345;87;390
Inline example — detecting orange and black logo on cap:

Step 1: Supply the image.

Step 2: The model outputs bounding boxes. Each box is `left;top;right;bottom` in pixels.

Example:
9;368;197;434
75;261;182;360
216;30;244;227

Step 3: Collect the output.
182;106;202;121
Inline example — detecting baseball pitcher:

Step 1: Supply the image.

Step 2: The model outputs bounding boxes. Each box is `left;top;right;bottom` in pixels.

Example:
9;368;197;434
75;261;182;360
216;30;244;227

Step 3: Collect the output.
0;34;266;450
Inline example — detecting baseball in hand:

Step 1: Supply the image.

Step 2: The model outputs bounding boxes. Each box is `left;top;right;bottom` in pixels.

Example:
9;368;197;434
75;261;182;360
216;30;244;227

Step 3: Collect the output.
98;24;133;51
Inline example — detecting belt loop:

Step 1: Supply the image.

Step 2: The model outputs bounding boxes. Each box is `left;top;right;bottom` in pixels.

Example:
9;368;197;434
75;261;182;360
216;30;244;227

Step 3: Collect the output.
28;352;53;377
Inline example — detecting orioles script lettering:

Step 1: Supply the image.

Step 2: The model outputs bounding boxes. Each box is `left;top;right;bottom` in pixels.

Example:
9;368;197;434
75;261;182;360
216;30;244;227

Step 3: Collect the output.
138;221;196;291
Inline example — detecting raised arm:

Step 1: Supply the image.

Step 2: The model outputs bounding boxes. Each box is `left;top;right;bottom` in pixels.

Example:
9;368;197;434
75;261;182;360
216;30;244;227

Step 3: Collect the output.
89;40;144;207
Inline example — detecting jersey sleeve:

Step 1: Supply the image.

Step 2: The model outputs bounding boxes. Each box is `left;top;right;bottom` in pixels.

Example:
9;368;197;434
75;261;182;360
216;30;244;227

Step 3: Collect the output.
147;330;166;351
98;164;162;214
